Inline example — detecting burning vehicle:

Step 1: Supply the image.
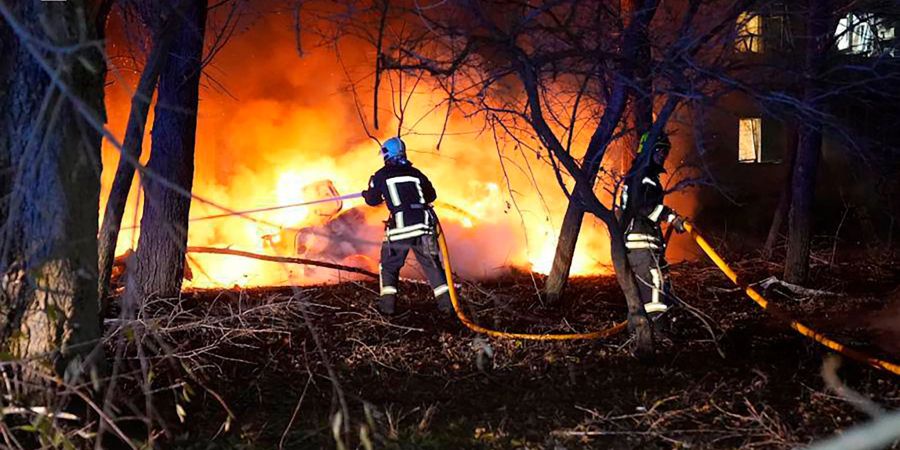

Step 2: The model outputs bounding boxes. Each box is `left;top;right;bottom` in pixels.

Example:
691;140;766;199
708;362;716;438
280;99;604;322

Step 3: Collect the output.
259;180;382;276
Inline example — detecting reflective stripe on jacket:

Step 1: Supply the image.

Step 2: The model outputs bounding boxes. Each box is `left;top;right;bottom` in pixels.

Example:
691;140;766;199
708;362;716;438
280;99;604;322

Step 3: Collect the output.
362;162;438;241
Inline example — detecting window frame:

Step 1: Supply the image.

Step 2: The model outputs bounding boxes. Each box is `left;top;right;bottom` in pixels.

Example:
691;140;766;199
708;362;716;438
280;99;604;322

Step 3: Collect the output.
836;12;897;56
738;117;763;164
736;12;765;53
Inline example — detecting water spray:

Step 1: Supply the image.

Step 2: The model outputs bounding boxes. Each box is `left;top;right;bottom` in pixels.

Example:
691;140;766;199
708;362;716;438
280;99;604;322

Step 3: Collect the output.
189;192;364;222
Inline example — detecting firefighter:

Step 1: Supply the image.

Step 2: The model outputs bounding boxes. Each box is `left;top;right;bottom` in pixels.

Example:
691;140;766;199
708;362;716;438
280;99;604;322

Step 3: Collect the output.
620;132;686;315
361;137;453;316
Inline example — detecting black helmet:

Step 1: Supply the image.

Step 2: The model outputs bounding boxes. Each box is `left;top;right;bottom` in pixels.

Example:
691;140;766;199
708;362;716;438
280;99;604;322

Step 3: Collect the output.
638;131;671;157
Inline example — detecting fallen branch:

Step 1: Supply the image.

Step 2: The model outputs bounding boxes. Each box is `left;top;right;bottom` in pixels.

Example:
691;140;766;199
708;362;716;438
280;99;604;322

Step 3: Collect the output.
758;276;844;298
706;286;741;294
707;277;844;298
186;246;378;279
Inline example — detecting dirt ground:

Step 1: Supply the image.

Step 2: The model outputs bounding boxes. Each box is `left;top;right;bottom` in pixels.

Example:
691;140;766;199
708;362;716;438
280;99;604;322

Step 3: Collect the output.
107;251;900;449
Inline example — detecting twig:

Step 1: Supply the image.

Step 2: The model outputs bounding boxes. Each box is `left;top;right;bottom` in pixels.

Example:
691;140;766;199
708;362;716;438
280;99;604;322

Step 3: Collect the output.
279;373;313;450
674;297;725;359
830;203;850;266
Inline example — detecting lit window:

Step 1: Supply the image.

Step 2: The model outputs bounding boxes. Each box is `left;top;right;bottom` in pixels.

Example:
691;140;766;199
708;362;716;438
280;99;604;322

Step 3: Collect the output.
736;12;763;53
836;13;896;56
738;118;762;163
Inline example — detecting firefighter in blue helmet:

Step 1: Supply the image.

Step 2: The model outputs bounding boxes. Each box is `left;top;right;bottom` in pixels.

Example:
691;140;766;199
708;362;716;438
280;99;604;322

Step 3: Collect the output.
620;132;686;315
361;137;453;315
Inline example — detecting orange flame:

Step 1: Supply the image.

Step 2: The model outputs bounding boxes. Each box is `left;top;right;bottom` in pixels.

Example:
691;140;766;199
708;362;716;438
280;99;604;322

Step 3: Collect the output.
100;14;695;288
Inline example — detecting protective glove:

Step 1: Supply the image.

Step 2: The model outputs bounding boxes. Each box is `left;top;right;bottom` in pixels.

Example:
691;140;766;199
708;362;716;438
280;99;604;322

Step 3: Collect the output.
671;215;687;233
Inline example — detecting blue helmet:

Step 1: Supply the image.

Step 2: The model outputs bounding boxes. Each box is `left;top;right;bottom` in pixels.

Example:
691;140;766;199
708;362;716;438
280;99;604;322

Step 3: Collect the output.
380;137;408;164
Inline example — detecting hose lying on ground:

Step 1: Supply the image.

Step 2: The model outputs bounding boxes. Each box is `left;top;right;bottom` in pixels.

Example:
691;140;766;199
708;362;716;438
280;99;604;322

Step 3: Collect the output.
436;222;628;341
683;221;900;376
436;219;900;375
177;190;900;374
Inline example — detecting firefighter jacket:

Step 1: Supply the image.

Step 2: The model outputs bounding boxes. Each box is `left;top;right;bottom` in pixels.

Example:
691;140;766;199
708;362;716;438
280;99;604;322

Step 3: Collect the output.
362;162;438;241
620;168;676;251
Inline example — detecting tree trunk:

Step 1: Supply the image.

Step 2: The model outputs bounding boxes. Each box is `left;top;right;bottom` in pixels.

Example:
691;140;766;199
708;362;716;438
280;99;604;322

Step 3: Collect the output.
764;182;790;259
543;197;587;303
784;0;831;284
124;0;207;313
763;124;799;259
784;128;823;283
97;12;179;307
0;0;107;377
607;219;653;358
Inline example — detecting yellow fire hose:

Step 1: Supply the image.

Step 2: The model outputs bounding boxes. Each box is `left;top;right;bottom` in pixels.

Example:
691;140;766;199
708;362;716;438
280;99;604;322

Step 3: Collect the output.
435;221;900;375
436;224;628;340
683;221;900;376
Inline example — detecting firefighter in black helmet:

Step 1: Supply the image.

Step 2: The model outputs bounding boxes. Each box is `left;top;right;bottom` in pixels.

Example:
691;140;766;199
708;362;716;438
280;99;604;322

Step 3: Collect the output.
619;132;686;314
361;137;453;316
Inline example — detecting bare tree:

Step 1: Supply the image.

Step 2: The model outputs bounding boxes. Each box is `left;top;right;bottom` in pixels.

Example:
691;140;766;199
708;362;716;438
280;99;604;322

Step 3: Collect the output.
543;0;657;304
327;0;756;355
123;0;208;313
97;2;184;306
0;0;110;376
761;1;900;282
763;124;798;259
783;0;834;283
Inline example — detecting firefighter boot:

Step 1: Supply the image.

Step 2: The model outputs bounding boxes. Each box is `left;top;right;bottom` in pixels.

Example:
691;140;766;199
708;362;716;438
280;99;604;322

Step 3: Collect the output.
378;294;396;315
436;292;453;315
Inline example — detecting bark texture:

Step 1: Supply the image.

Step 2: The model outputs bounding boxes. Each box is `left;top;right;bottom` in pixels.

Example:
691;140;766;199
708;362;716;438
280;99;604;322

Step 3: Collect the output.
784;0;831;283
124;0;207;312
543;204;586;303
0;0;107;376
763;125;799;259
97;9;179;307
606;219;653;356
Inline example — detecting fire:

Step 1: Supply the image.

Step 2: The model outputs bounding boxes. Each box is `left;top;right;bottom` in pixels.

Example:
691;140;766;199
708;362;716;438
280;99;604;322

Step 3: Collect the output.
530;235;559;276
100;13;694;289
273;171;311;224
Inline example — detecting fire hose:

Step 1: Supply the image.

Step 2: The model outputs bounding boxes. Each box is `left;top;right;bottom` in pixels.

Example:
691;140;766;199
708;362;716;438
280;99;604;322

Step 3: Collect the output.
682;221;900;376
186;191;900;374
436;220;900;376
434;219;628;340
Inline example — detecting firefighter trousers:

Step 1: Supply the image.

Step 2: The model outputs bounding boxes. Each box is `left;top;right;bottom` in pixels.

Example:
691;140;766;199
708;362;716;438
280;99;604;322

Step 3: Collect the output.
378;234;451;304
626;247;672;313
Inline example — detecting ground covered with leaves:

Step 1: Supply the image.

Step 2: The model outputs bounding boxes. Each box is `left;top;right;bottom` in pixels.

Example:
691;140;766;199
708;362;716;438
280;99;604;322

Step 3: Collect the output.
105;251;900;449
